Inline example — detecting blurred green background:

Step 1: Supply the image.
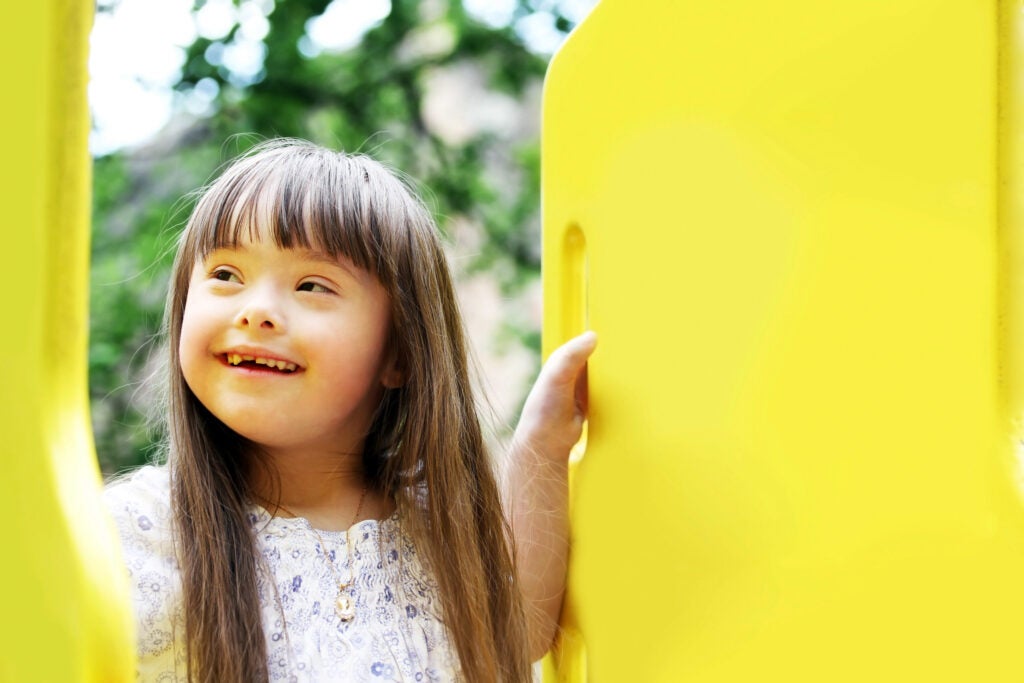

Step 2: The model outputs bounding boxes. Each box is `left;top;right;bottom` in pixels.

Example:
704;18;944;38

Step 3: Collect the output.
89;0;595;475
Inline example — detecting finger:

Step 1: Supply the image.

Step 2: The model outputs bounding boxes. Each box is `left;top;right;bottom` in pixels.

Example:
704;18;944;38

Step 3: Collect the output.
574;359;589;417
543;331;598;387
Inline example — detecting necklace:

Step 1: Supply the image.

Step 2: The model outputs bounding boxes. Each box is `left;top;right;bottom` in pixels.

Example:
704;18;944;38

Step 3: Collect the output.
258;486;369;622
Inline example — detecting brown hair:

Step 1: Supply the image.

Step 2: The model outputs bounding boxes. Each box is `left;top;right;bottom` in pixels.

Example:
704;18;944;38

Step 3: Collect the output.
164;139;530;682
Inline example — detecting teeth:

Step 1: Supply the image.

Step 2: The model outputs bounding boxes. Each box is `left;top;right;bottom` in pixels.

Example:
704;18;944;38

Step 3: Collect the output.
226;353;297;372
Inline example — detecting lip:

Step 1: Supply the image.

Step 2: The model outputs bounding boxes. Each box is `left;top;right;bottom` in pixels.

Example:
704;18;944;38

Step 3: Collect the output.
216;345;304;373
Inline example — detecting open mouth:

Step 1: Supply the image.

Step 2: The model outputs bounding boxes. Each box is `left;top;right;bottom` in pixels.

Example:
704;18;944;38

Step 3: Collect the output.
223;353;299;373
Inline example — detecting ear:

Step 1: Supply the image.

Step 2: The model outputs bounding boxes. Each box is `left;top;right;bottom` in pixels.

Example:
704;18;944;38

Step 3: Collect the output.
381;367;404;389
380;347;405;389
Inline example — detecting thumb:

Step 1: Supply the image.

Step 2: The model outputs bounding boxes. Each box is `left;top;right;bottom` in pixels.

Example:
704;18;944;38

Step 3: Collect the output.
541;331;598;389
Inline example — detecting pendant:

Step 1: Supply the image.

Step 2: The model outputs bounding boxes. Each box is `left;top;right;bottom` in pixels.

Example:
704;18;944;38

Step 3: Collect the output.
336;593;356;621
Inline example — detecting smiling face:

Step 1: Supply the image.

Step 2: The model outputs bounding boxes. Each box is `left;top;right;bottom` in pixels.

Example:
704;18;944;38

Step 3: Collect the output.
178;233;400;457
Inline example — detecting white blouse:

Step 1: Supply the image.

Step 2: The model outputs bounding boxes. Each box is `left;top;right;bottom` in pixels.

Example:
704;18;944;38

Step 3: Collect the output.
103;466;461;682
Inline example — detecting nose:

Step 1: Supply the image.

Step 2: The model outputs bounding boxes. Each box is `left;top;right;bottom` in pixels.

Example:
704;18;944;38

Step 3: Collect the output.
233;289;284;331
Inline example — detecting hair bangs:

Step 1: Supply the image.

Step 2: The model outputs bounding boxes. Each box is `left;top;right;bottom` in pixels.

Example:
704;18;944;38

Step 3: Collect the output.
184;145;382;275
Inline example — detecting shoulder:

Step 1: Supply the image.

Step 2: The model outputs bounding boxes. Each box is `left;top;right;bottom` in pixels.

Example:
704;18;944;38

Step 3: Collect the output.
104;463;170;498
103;465;171;523
102;465;175;564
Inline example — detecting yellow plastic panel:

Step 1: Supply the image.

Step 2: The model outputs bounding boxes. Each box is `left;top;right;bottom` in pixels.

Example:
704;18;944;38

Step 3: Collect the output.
542;1;1024;680
0;2;135;681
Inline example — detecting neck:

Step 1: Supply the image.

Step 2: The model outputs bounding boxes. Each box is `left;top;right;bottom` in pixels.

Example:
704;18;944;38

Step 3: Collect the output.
248;446;378;529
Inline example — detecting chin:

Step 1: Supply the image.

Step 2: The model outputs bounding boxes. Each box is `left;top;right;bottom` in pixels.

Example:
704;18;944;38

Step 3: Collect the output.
205;411;286;448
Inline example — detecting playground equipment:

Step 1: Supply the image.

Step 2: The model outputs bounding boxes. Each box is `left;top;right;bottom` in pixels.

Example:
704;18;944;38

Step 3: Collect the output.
542;1;1024;680
9;0;1024;680
2;1;135;680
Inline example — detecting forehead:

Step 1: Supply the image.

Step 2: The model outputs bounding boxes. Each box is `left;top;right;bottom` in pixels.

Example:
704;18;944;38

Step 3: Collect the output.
189;168;377;276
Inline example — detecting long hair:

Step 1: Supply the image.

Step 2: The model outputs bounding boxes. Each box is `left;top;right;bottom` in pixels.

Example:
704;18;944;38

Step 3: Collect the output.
164;139;531;682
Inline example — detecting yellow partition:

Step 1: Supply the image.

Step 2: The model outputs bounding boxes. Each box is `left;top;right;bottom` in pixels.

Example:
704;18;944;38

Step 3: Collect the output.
542;1;1024;680
1;1;135;680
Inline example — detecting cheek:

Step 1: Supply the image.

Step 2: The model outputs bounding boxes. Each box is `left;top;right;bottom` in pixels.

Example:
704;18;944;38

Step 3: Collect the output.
177;301;208;392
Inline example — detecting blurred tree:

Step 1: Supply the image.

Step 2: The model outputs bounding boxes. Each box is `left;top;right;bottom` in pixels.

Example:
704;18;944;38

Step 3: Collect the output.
90;0;589;474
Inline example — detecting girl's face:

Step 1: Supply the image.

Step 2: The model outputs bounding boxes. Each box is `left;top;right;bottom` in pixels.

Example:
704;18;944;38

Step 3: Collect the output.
178;232;401;457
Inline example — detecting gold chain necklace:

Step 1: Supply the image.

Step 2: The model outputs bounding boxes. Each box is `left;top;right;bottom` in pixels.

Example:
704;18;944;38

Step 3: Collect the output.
258;487;369;622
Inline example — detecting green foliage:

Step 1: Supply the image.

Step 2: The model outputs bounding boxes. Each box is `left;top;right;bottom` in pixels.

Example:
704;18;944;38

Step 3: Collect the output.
90;0;585;473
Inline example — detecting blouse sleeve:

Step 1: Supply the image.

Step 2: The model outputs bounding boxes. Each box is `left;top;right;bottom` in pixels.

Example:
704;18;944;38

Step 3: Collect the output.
102;466;186;679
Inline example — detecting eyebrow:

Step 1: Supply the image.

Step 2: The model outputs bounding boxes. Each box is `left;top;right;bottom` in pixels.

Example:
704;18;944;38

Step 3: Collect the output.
297;249;343;267
296;249;365;280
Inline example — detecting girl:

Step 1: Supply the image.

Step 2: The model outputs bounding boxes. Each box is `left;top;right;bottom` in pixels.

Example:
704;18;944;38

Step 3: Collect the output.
103;138;596;682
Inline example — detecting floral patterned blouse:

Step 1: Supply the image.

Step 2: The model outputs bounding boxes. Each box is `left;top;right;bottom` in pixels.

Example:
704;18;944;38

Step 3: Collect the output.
103;466;461;682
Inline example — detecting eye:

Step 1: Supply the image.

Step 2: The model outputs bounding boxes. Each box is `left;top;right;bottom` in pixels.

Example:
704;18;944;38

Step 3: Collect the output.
297;280;334;294
210;267;241;283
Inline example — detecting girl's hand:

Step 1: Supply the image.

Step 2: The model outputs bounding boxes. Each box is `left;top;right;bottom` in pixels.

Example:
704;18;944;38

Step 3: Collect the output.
505;331;597;659
512;331;598;463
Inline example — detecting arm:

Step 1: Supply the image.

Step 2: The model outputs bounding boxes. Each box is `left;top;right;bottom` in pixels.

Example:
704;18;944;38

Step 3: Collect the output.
504;331;597;661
